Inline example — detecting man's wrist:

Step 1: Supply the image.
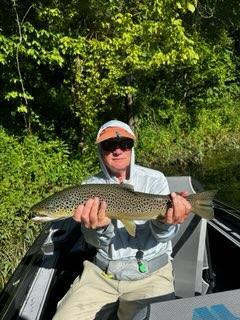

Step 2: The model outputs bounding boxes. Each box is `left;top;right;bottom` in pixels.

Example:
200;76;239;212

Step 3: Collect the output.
96;222;114;233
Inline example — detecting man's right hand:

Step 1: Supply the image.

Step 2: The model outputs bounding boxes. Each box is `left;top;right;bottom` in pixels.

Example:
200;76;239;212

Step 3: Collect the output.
73;197;111;229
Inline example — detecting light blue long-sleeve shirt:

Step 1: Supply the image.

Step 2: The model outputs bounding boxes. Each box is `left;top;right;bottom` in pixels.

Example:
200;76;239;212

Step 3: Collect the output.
81;164;180;262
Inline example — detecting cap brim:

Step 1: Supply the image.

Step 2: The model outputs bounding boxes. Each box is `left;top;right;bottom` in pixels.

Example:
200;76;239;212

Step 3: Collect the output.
96;127;136;143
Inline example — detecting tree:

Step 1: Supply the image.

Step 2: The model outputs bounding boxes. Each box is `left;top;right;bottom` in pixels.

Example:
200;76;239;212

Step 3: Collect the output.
0;0;199;139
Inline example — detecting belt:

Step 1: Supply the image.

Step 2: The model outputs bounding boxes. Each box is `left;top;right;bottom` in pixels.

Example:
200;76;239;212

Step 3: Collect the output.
94;253;169;280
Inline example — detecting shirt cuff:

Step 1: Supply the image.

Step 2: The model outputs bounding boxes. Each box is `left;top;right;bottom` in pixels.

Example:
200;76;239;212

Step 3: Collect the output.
151;219;175;231
96;222;115;235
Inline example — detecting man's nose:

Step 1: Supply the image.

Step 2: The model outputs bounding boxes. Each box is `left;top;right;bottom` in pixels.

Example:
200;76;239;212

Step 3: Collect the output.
112;147;122;155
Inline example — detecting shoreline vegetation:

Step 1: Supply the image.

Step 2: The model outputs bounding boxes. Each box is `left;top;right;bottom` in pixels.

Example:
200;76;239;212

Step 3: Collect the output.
1;0;240;290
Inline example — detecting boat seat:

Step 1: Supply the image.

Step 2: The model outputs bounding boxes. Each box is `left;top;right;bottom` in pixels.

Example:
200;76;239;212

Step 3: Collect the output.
167;176;210;298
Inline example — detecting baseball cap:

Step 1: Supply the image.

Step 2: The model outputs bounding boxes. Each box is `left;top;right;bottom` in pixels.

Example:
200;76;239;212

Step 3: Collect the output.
96;126;136;143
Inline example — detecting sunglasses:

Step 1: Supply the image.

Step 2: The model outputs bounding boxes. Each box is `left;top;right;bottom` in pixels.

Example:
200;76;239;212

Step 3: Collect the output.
100;138;134;152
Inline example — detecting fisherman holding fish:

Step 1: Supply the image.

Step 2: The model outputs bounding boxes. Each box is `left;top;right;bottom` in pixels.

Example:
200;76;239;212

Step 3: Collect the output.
52;120;194;320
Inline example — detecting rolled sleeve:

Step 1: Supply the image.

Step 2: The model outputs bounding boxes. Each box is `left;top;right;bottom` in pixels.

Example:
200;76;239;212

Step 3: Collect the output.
150;220;180;242
81;222;115;248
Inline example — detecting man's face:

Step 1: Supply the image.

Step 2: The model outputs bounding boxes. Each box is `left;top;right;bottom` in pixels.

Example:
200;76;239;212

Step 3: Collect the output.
100;138;133;175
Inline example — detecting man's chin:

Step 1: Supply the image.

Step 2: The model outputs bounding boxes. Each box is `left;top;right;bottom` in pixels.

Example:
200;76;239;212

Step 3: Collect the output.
109;165;130;173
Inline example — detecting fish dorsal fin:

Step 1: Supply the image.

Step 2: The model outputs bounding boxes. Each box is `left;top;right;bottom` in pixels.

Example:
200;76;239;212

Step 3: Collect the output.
109;183;134;192
120;219;136;237
120;183;134;191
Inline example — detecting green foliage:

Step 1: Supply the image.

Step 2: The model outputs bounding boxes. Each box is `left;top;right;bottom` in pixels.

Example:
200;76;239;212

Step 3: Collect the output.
1;0;240;289
1;0;239;142
0;0;200;137
68;0;200;132
137;104;240;167
0;128;98;289
136;110;240;211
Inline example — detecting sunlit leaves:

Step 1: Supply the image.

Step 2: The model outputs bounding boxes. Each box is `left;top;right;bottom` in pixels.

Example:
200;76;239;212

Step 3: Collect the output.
187;2;196;13
67;1;199;131
0;127;98;288
4;91;33;101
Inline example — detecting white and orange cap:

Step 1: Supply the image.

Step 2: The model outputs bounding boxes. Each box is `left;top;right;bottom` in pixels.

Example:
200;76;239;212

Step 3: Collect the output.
96;121;136;144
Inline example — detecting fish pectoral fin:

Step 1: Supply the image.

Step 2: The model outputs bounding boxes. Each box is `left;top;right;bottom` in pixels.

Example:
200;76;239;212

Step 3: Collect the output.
120;219;136;237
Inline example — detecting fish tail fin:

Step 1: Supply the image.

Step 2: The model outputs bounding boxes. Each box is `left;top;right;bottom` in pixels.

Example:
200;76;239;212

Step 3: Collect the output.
189;190;217;220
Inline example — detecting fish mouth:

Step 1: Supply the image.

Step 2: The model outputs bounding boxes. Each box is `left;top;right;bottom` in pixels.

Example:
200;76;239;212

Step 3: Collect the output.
31;213;66;222
31;209;67;222
32;216;56;222
31;208;57;222
31;211;55;222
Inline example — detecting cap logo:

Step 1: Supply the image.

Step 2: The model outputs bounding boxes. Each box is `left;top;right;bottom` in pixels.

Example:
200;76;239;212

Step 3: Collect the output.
115;131;122;139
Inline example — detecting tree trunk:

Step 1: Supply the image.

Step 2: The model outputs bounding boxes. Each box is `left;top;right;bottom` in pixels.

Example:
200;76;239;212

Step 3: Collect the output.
124;76;136;131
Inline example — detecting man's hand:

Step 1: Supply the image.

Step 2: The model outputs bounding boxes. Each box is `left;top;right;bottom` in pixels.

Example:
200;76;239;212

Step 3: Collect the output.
73;197;111;229
165;192;192;224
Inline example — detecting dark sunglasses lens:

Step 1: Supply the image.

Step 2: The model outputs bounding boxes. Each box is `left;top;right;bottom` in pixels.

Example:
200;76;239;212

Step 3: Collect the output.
101;140;118;151
119;139;134;150
101;139;134;152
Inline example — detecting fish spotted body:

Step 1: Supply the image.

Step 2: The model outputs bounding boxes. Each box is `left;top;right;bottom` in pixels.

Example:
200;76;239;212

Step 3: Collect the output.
31;184;216;236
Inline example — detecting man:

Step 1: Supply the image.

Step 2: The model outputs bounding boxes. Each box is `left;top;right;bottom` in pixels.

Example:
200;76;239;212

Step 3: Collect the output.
53;120;192;320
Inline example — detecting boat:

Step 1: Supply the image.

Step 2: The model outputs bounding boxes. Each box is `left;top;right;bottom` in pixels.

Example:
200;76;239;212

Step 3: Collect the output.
0;176;240;320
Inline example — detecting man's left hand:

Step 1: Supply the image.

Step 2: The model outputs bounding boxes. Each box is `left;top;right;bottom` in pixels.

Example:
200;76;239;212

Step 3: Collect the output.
165;192;192;224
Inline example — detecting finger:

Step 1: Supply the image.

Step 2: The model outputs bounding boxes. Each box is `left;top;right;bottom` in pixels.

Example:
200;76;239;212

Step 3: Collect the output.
98;200;107;221
81;198;94;228
171;192;182;223
98;201;111;226
72;203;84;222
171;194;192;223
170;192;177;200
185;200;192;213
89;197;100;228
177;191;188;198
178;196;192;215
165;207;174;224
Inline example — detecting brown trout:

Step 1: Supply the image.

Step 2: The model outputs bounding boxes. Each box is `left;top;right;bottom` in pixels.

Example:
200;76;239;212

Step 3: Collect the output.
31;184;216;236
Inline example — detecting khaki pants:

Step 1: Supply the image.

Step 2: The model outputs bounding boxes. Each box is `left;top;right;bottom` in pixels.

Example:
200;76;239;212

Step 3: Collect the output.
53;260;174;320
